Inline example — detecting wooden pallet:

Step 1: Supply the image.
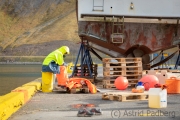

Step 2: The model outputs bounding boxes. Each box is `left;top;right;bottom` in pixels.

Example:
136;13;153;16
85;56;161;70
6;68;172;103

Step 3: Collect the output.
103;76;140;83
103;69;142;76
103;67;142;77
103;65;142;72
102;79;138;89
74;64;98;70
103;84;116;89
73;64;98;78
103;58;142;72
74;73;97;76
103;63;142;68
102;57;143;89
103;58;142;63
168;70;180;73
104;76;141;80
102;91;148;102
103;73;142;79
103;79;139;84
69;87;89;94
143;69;180;74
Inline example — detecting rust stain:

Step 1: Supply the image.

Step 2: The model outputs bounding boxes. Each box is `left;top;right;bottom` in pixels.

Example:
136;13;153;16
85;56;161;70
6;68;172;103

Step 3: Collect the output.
162;27;174;47
125;29;131;50
151;32;157;50
136;32;147;45
72;104;95;108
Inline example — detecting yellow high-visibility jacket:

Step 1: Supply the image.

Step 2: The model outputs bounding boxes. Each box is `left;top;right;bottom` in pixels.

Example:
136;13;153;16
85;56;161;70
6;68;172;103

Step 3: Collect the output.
43;48;64;65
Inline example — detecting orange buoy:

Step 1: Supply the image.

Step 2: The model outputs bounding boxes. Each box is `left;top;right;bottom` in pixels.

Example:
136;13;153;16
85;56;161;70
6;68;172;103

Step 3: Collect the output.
114;76;128;90
139;75;159;90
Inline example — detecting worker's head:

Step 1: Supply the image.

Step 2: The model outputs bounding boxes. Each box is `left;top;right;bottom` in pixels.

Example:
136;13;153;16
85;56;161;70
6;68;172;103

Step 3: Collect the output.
59;46;70;55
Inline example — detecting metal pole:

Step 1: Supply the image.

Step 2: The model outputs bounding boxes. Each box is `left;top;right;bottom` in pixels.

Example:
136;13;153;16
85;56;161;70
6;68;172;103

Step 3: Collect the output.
70;44;82;77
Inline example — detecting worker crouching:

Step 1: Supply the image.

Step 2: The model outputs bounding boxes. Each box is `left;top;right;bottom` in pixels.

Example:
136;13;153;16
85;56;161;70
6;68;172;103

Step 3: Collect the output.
41;46;70;93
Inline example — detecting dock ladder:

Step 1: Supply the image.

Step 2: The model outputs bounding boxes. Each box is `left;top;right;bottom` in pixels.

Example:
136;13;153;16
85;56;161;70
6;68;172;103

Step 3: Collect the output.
111;16;124;43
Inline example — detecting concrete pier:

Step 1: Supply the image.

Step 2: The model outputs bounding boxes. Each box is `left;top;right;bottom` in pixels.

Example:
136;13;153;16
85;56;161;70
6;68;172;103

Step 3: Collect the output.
7;85;180;120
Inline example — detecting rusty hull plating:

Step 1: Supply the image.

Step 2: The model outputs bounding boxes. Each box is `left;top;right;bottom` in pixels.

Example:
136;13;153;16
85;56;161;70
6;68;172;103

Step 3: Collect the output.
76;0;180;58
78;21;180;56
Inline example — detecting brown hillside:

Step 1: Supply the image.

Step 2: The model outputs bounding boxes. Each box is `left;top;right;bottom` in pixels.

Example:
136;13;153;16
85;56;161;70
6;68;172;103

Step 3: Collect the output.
0;0;80;56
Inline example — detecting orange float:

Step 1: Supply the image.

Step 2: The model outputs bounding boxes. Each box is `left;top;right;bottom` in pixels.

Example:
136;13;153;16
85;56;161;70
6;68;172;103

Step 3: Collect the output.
114;76;128;90
139;75;159;90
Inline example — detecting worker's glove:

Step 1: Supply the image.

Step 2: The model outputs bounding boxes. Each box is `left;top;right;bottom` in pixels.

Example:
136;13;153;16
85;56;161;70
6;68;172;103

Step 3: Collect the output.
63;62;68;67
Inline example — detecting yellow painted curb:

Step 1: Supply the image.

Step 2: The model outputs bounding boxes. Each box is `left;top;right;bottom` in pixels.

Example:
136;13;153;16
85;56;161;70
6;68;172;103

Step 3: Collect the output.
23;81;42;90
0;92;24;120
12;86;36;103
0;80;42;120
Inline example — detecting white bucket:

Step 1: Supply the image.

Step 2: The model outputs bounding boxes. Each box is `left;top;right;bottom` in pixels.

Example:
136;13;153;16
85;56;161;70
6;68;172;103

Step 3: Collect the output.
148;88;167;108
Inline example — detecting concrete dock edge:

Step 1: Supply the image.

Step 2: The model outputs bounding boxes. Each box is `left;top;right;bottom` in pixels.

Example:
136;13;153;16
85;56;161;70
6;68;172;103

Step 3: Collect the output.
0;78;41;120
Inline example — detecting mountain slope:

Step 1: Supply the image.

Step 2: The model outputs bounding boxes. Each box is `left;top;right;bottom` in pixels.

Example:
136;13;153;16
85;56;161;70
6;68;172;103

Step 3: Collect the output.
0;0;80;56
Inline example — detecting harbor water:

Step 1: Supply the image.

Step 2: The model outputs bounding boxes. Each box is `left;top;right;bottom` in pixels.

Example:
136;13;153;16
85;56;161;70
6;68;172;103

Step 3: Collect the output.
0;64;42;96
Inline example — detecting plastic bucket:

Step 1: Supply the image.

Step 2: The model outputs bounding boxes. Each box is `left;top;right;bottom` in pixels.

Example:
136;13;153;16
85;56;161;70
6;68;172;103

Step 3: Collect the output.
165;77;180;94
42;72;53;93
